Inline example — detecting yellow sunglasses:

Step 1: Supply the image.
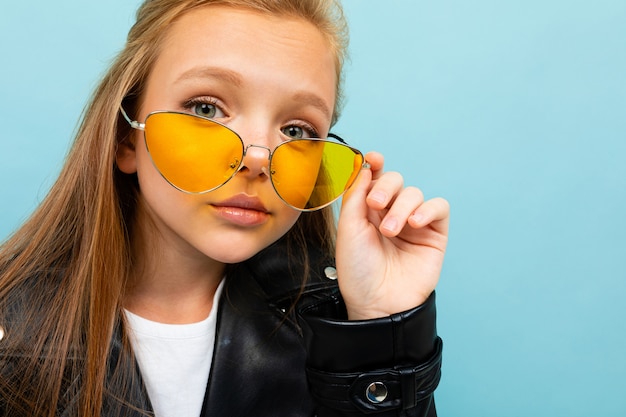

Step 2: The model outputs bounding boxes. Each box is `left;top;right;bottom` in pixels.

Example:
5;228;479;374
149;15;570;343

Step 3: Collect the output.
120;108;368;211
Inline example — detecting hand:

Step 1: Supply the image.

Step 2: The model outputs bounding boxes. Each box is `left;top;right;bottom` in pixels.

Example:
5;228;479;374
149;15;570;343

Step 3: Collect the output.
335;151;450;320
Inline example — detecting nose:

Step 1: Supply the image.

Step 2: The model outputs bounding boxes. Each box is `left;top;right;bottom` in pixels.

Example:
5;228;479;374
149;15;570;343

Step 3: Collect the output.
237;144;271;179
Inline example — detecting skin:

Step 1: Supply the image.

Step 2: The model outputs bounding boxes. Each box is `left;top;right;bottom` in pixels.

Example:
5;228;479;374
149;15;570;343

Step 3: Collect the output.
337;153;450;320
117;5;450;323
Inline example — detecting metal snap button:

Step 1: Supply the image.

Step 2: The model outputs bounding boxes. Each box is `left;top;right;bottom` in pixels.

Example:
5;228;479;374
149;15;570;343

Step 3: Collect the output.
365;382;388;404
324;266;338;280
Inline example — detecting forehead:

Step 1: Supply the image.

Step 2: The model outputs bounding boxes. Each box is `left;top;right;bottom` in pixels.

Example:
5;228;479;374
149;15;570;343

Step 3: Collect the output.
140;5;338;117
156;5;336;83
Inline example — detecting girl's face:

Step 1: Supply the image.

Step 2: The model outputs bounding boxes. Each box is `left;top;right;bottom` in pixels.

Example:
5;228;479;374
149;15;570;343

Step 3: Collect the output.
119;6;337;264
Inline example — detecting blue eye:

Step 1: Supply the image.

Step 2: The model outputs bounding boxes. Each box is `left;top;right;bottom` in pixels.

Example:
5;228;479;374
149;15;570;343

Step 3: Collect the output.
282;125;305;139
194;103;218;118
281;122;318;139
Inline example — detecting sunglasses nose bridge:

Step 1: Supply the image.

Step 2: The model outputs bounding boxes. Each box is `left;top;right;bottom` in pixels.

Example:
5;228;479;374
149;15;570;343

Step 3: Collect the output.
237;144;272;177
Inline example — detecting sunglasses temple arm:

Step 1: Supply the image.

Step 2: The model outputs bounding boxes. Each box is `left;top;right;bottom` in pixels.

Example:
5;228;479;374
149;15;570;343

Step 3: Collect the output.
119;106;145;130
327;133;371;169
327;132;347;144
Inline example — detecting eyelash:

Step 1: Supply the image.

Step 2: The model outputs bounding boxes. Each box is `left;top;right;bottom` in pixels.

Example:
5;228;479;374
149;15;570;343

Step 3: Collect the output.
182;96;225;116
283;120;319;139
182;96;321;138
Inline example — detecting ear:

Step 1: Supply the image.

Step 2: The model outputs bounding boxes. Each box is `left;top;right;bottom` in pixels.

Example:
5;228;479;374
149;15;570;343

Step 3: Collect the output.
116;138;137;174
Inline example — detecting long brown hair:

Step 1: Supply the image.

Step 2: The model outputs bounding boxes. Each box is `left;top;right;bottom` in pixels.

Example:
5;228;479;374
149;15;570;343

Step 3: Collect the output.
0;1;348;415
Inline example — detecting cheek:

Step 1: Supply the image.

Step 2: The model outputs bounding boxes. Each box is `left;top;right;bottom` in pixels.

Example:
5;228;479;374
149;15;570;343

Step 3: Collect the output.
274;205;302;235
136;136;169;186
135;143;183;205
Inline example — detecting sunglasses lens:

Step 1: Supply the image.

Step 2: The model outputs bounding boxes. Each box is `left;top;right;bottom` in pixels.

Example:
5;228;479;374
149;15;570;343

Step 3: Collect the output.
140;112;362;209
271;140;364;210
144;113;243;193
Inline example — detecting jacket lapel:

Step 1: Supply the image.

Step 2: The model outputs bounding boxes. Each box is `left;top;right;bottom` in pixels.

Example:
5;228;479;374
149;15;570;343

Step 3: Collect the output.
200;261;315;417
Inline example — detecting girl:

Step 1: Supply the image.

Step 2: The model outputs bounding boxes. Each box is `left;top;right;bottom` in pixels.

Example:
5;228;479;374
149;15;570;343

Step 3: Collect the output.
0;0;450;416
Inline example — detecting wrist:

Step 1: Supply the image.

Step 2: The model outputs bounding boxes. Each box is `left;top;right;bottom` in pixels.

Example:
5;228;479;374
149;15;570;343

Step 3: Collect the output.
345;292;432;321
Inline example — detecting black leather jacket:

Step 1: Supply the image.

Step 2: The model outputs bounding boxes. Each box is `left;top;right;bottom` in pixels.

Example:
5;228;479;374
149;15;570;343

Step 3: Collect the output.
1;242;442;416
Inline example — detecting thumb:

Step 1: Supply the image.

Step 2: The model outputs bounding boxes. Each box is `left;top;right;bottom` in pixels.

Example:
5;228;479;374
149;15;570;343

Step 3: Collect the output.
339;165;372;221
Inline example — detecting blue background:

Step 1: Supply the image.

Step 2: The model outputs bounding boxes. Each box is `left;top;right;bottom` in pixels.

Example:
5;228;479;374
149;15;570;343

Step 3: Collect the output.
1;1;625;415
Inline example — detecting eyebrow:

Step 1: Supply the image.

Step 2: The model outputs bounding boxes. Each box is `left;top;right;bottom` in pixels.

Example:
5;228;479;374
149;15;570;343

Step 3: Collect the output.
174;66;333;119
175;66;243;87
292;91;333;121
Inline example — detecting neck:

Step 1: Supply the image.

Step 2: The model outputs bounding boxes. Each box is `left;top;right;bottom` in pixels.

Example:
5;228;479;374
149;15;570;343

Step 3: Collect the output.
124;211;225;324
124;264;224;324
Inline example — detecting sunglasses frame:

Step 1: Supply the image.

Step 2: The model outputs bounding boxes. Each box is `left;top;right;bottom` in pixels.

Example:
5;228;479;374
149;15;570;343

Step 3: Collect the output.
120;107;369;211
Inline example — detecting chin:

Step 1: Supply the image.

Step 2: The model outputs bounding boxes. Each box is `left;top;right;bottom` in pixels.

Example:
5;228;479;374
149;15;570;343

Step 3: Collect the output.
209;244;268;265
198;230;288;265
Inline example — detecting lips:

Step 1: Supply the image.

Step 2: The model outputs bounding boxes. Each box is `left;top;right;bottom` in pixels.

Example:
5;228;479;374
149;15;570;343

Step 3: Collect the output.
211;194;270;226
212;194;268;213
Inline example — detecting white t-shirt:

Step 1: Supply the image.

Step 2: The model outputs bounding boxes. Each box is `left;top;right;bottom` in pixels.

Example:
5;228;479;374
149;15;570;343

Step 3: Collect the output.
124;280;225;417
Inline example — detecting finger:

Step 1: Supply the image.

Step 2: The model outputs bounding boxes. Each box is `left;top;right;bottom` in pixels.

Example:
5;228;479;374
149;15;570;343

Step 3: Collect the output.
408;197;450;234
364;151;385;180
378;186;425;236
366;171;404;210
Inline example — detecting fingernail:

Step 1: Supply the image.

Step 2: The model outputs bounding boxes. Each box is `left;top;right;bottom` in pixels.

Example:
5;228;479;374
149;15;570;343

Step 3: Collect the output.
369;191;386;204
382;217;398;232
411;213;424;225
